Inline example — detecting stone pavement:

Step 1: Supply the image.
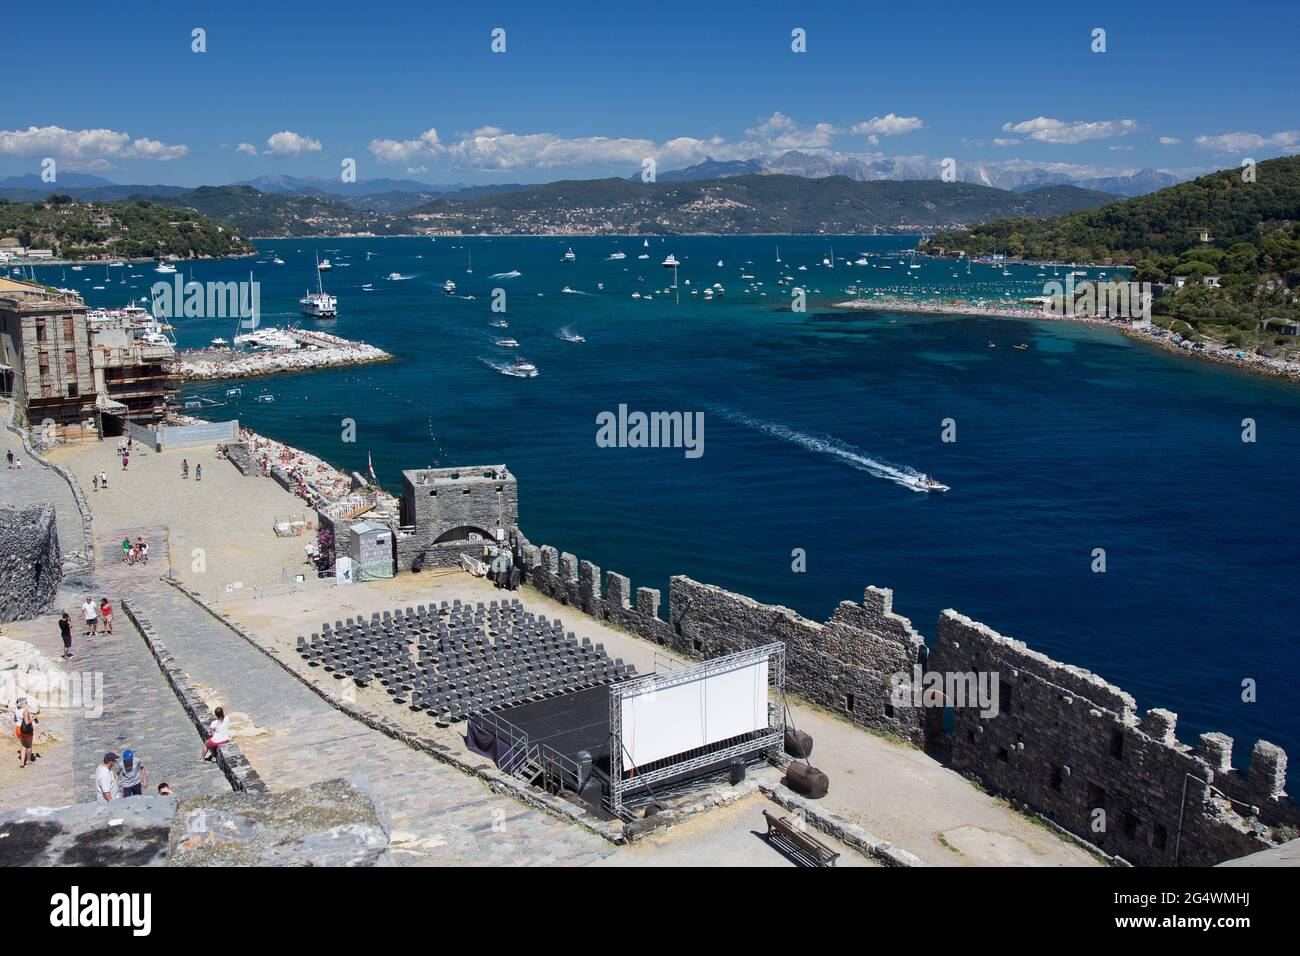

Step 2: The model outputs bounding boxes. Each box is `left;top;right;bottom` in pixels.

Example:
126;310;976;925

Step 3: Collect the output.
118;559;614;865
0;404;83;558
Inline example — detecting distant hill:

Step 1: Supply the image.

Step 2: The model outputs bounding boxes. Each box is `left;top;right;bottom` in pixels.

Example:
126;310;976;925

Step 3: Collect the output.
0;194;254;260
0;172;117;189
651;152;1189;196
171;186;401;237
921;155;1300;352
407;174;1119;234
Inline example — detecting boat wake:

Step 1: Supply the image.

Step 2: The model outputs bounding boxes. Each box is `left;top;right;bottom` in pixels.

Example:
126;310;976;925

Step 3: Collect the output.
709;407;934;492
490;270;522;279
556;326;585;342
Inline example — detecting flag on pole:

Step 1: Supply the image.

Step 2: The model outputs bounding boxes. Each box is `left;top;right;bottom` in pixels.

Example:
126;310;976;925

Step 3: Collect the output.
368;451;378;486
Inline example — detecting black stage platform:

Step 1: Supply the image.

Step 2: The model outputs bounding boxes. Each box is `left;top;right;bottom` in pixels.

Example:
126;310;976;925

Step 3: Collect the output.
495;683;613;767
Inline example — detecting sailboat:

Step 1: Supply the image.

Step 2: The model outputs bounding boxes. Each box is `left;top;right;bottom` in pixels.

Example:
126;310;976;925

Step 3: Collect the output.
776;245;781;263
467;251;473;274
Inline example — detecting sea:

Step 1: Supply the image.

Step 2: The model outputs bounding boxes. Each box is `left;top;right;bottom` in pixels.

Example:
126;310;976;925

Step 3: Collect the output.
36;235;1300;775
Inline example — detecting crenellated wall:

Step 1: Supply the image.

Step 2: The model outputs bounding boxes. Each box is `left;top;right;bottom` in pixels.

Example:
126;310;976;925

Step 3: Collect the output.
514;531;928;744
928;610;1294;866
511;527;1294;865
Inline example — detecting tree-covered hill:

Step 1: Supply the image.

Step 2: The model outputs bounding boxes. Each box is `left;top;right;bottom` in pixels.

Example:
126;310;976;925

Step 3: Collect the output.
0;194;254;260
920;156;1300;351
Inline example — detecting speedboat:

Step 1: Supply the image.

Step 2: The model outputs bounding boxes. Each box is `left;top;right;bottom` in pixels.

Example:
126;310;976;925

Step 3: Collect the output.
608;252;625;260
914;474;949;493
210;337;229;347
387;272;404;281
490;318;508;328
442;279;456;294
272;256;285;265
501;358;538;378
493;337;520;348
562;248;576;262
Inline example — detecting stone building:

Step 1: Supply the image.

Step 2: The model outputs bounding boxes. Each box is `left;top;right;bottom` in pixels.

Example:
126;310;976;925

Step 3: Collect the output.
86;309;178;421
396;465;517;571
0;279;95;428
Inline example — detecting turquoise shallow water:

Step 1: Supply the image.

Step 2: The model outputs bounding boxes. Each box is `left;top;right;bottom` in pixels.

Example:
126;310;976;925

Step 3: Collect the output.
41;236;1300;773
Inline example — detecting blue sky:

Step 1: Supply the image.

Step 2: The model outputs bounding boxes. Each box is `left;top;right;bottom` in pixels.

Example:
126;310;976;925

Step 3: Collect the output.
3;0;1297;186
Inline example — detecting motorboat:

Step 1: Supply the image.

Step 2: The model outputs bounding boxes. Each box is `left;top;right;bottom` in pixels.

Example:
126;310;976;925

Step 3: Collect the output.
210;337;229;347
493;337;520;348
662;254;680;268
914;474;950;493
301;254;338;317
155;261;177;274
317;258;333;271
387;272;404;280
608;252;626;260
442;279;456;294
562;248;576;262
501;357;538;378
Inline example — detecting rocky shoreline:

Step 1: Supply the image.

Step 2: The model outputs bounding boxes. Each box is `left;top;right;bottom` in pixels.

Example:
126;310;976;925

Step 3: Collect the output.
833;296;1300;384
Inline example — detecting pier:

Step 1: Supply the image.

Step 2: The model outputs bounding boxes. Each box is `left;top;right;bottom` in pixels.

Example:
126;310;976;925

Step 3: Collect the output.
177;328;391;381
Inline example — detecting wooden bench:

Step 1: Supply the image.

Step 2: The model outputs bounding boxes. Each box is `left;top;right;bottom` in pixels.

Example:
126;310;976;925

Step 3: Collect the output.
762;810;840;867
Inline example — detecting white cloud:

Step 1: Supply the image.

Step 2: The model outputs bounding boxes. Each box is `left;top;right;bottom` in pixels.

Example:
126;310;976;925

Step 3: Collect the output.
369;128;443;164
993;138;1021;147
1158;136;1181;145
851;113;924;137
1193;130;1300;153
405;165;428;174
744;112;838;151
0;125;188;167
236;142;257;156
264;130;322;156
1001;117;1139;144
1108;145;1135;152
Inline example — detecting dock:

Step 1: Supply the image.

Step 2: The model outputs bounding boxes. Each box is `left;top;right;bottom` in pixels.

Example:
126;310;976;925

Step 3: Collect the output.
177;328;391;381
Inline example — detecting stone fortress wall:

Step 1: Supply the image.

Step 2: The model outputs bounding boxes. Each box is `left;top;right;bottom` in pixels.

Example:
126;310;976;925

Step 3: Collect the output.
510;527;1295;866
0;504;61;622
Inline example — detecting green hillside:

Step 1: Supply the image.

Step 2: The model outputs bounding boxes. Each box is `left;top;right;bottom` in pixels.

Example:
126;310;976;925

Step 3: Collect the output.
921;157;1300;350
0;194;254;260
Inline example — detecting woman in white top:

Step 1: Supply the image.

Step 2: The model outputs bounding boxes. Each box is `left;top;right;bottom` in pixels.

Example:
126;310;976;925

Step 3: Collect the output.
199;706;231;761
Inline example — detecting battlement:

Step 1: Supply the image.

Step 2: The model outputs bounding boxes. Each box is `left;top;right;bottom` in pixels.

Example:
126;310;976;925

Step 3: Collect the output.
397;465;518;571
511;526;1294;866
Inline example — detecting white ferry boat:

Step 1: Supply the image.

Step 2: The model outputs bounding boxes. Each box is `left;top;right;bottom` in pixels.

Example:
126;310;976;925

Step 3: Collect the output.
502;358;538;378
301;255;338;317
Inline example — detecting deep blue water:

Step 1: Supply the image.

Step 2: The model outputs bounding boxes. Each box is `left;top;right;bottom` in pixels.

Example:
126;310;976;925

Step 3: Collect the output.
39;236;1300;775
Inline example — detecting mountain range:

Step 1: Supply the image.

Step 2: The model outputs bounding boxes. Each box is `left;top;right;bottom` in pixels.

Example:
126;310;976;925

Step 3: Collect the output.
649;152;1188;197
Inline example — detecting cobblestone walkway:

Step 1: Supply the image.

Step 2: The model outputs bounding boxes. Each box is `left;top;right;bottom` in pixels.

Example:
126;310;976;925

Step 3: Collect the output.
0;407;83;553
103;532;612;865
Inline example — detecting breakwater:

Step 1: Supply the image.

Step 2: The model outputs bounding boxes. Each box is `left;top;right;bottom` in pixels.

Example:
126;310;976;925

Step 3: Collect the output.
178;328;391;381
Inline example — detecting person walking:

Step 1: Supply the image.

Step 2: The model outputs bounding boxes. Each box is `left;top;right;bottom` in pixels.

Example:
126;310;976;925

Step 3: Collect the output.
194;463;202;482
135;537;148;566
92;472;99;491
199;706;230;761
121;536;132;564
118;750;147;797
95;753;120;802
59;612;73;660
81;596;98;636
99;470;108;490
5;449;13;469
122;451;129;471
14;700;37;768
99;598;113;635
182;458;189;479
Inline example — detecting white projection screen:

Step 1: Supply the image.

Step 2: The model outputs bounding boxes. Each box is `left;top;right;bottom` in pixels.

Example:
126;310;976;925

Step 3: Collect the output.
620;658;769;768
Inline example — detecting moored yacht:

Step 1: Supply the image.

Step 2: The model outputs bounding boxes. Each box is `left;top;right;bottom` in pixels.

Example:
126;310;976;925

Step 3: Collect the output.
301;253;338;317
317;258;333;271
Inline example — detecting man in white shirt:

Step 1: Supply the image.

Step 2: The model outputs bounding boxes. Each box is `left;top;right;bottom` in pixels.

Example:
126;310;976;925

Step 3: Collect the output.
95;753;120;802
82;597;98;636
